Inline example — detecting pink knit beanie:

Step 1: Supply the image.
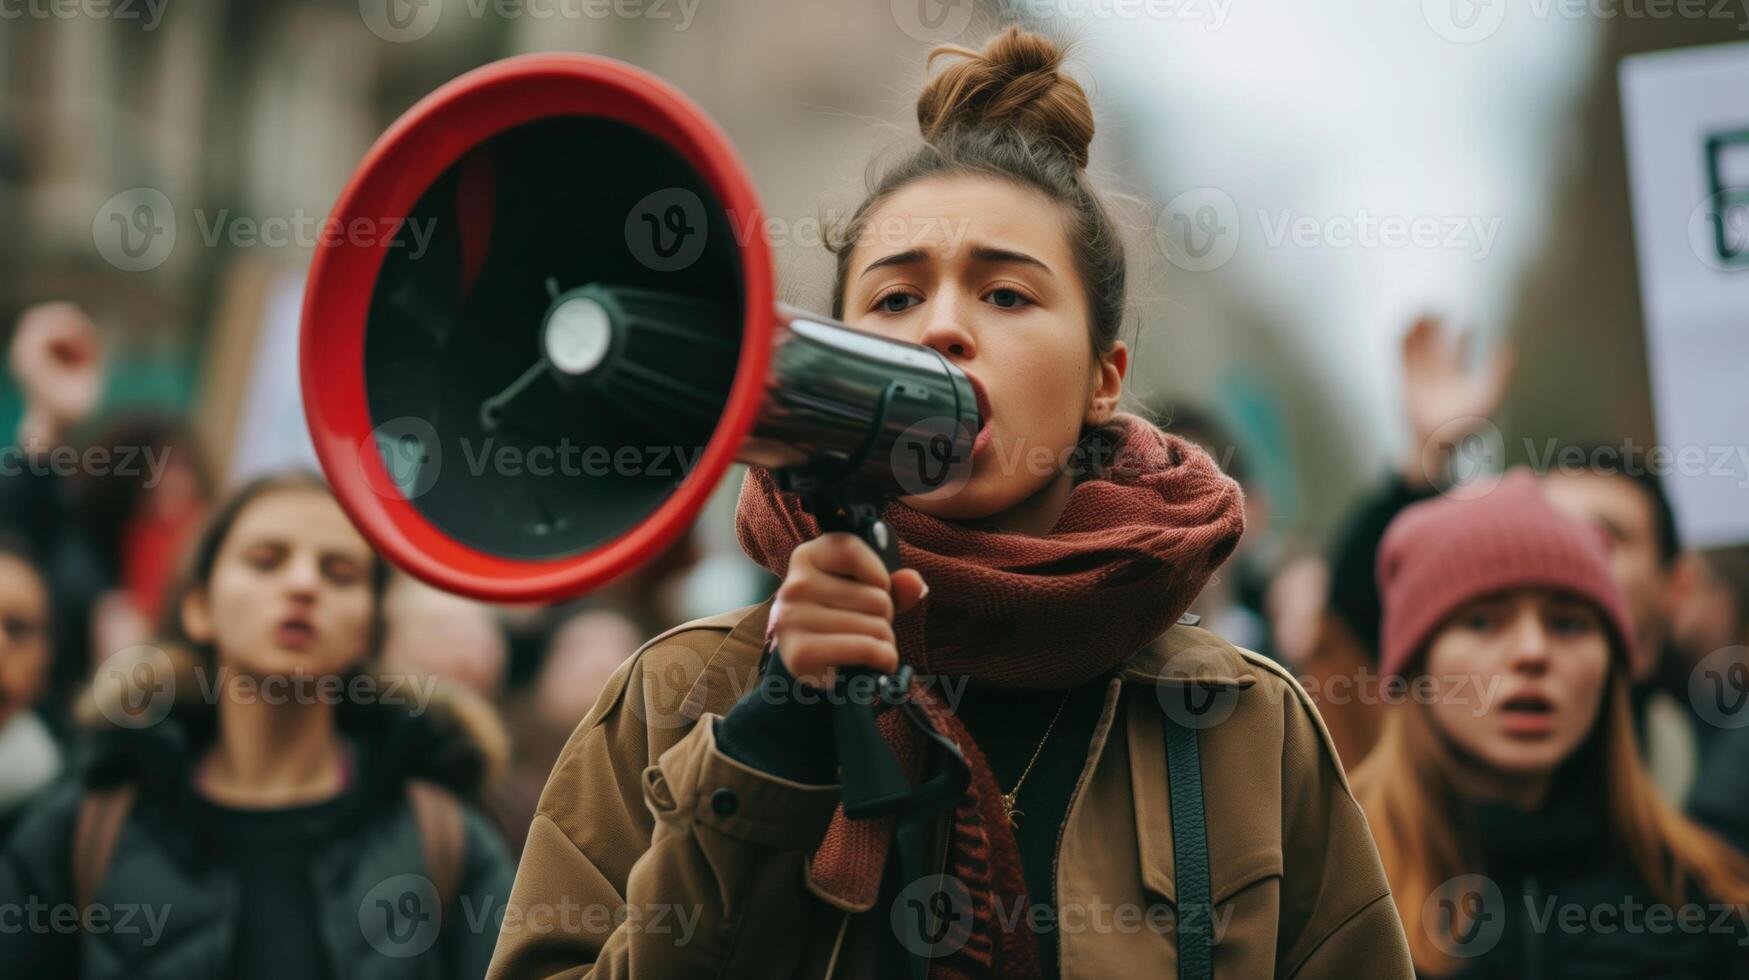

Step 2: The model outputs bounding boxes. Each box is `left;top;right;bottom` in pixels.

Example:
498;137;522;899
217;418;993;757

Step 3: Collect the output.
1376;468;1638;679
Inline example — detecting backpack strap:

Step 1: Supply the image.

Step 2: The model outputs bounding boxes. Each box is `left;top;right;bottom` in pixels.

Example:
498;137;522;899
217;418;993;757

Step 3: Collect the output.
72;783;138;914
407;779;464;923
1163;714;1213;980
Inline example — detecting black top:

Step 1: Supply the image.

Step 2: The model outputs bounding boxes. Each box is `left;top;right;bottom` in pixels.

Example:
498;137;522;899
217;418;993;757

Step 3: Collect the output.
952;677;1107;977
190;791;349;980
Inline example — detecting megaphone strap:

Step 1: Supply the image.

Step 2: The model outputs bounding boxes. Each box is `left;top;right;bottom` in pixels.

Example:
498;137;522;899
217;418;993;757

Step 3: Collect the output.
807;680;1043;978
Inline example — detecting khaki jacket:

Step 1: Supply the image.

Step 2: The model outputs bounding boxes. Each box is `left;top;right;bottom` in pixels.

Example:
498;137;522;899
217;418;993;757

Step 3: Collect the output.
486;601;1412;978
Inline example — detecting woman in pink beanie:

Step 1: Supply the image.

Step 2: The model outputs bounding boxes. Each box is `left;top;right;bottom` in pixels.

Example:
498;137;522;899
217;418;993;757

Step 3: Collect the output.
1354;469;1749;978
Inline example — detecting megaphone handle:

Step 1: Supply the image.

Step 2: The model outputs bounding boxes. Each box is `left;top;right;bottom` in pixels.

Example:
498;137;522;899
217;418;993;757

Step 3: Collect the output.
786;487;916;817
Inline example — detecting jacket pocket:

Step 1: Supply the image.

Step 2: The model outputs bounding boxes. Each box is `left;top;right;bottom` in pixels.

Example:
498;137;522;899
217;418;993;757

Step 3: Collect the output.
1128;690;1285;909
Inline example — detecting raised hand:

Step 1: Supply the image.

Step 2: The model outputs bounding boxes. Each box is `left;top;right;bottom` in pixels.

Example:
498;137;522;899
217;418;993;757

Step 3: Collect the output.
1400;315;1513;488
9;303;106;449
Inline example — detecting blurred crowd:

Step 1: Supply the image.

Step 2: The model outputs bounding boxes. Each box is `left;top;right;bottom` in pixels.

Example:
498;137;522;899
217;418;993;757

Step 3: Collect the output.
2;294;1748;975
0;301;778;853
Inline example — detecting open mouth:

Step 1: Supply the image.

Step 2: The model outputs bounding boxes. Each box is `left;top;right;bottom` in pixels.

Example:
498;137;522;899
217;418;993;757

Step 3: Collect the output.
274;616;318;650
961;368;994;457
1499;692;1556;734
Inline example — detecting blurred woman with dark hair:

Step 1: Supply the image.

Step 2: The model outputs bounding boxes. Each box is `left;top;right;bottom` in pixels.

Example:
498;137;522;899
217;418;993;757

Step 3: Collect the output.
78;414;213;636
1355;470;1749;978
0;472;513;979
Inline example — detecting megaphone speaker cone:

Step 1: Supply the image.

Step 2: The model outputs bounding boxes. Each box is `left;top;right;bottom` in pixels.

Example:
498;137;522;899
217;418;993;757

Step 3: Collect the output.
301;54;774;603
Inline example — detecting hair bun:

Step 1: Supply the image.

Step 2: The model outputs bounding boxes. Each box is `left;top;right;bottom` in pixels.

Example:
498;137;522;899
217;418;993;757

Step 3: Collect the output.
917;26;1094;169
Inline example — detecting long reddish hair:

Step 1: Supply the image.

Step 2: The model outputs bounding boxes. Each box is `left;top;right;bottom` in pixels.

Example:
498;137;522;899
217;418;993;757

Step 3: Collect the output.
1354;659;1749;975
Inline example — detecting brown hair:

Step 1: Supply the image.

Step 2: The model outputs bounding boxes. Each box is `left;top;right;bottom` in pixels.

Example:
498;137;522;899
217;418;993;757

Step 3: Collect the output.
165;470;390;663
0;531;49;609
828;26;1127;356
1354;664;1749;975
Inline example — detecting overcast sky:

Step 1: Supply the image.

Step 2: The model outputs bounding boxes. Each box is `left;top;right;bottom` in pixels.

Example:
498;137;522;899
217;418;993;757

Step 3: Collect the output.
1070;0;1600;447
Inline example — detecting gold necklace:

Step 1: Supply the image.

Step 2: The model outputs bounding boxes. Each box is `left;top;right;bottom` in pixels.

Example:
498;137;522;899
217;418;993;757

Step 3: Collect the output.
998;690;1074;830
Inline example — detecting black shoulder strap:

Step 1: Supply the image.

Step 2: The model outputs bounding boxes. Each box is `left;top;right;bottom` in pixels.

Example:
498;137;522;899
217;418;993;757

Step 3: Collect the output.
1163;714;1213;980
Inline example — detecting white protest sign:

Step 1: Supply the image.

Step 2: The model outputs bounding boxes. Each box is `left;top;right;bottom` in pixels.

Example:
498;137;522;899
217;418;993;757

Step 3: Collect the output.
1621;42;1749;549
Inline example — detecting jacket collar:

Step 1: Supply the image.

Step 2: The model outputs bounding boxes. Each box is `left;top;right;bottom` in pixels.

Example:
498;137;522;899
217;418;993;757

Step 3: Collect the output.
676;599;775;722
1119;617;1260;689
677;600;1259;722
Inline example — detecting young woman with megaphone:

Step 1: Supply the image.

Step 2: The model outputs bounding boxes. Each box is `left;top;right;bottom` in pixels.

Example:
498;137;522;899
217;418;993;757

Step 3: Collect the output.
490;26;1412;980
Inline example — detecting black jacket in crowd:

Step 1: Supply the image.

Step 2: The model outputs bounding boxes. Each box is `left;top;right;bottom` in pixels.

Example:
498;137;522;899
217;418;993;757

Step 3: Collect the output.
1691;722;1749;859
1440;774;1749;980
0;666;514;980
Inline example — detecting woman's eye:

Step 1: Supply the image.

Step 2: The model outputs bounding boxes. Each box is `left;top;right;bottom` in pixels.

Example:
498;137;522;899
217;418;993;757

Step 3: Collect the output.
874;291;920;314
1460;610;1499;633
244;546;284;572
322;557;364;586
1548;609;1598;636
984;287;1031;309
2;617;40;644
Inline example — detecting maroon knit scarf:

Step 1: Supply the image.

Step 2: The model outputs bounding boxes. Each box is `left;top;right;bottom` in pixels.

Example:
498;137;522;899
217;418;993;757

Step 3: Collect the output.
735;413;1245;978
